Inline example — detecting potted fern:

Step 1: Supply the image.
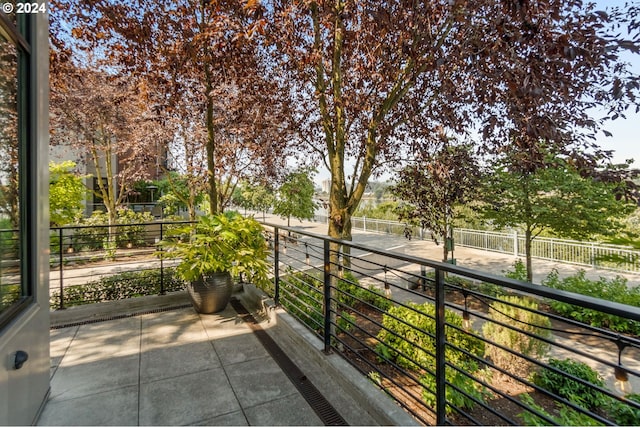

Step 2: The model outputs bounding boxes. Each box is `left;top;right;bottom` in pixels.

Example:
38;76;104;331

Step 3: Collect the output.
159;211;270;313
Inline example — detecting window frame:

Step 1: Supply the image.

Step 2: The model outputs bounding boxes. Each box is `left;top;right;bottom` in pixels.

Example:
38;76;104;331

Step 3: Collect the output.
0;10;35;330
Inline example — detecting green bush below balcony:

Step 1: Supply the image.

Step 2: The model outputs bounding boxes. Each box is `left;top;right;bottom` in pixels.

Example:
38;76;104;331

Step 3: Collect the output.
542;270;640;335
376;302;488;414
531;358;608;410
482;295;552;378
278;270;391;336
50;268;185;309
523;358;640;426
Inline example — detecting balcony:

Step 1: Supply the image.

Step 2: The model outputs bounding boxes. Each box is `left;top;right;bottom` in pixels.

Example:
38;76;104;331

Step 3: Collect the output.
44;217;640;425
41;292;406;425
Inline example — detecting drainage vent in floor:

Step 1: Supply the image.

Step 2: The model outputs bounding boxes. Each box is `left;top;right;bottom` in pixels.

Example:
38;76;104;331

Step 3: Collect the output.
50;304;193;330
230;298;348;426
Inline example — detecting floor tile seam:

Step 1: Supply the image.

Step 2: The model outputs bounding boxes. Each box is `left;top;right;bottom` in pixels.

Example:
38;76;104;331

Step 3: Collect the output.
200;322;255;342
216;364;250;426
229;299;349;426
63;336;144;351
197;312;230;372
139;337;214;350
137;365;227;386
202;310;251;426
215;352;272;368
55;352;142;368
137;315;143;426
139;323;206;336
46;382;140;405
49;325;81;381
138;312;202;325
190;408;246;426
197;312;226;351
197;305;254;370
237;389;302;411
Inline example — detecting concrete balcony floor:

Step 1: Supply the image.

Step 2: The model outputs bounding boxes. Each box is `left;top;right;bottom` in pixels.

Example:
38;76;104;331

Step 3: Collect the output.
38;292;415;426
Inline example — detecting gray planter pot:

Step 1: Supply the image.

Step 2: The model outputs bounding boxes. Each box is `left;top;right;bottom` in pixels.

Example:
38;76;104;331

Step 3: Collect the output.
187;271;233;314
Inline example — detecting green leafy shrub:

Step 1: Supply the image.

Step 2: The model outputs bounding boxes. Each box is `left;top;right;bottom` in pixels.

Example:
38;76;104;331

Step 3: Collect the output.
161;215;189;233
543;270;640;335
444;274;474;288
459;259;525;299
531;358;608;410
278;270;386;335
114;208;154;248
607;393;640;426
279;270;325;330
424;271;475;290
518;393;604;426
68;213;108;251
376;302;487;413
158;212;270;288
50;268;185;309
73;209;155;252
474;281;506;298
482;296;552;377
335;272;392;311
504;259;528;281
424;270;507;298
354;201;399;220
527;364;640;425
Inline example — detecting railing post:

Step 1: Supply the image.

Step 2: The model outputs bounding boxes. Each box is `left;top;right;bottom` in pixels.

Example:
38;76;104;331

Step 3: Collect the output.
323;238;332;353
513;230;518;256
58;227;65;309
159;223;165;295
435;267;446;425
273;227;280;306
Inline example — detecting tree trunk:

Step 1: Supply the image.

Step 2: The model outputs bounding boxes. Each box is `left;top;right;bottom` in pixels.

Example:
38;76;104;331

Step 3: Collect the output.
525;228;533;282
205;90;218;215
188;204;197;221
201;1;218;216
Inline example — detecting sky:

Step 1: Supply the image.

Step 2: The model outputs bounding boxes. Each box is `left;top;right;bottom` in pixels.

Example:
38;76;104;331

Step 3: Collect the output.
597;104;639;165
592;0;640;165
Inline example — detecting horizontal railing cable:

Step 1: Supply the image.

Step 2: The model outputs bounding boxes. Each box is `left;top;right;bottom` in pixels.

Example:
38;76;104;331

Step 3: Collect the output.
267;221;640;426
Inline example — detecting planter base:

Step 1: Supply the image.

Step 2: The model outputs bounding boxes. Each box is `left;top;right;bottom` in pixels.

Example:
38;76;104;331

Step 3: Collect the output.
187;272;233;314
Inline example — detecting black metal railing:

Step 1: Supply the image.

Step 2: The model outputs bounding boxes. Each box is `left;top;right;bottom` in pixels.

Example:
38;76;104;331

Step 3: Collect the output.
49;221;192;309
262;223;640;426
46;219;640;425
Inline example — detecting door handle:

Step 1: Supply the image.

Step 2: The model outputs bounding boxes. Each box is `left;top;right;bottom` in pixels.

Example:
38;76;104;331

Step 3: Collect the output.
14;350;28;369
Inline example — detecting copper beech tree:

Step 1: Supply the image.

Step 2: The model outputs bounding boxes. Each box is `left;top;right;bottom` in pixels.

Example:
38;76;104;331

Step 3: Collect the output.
49;66;160;228
265;0;640;244
51;0;291;215
50;0;640;239
393;143;481;263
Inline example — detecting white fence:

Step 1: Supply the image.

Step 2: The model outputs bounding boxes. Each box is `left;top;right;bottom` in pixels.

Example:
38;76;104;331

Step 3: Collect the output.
313;214;640;274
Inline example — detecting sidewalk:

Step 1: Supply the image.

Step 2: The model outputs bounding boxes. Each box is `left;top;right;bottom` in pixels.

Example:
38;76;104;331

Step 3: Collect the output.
259;213;640;287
